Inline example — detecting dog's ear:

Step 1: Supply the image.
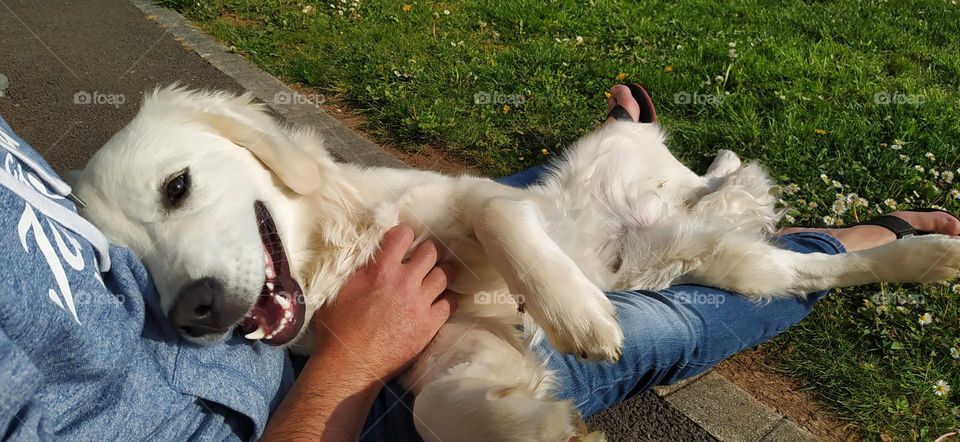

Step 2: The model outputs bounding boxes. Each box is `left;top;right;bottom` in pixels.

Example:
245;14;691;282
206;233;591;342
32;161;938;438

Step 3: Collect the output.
196;108;322;195
145;86;327;194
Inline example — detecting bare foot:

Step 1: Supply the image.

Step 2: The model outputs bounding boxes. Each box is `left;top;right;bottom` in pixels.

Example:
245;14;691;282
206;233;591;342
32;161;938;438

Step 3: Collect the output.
780;210;960;252
604;85;642;125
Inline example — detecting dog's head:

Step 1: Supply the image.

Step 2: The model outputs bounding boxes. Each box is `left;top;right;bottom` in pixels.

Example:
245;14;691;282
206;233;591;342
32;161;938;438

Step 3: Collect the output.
71;85;339;346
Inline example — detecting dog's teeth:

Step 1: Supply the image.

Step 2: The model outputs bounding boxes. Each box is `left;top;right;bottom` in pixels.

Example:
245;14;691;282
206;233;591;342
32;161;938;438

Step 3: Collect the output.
284;310;293;319
275;294;291;309
265;266;276;279
266;282;275;291
244;327;266;340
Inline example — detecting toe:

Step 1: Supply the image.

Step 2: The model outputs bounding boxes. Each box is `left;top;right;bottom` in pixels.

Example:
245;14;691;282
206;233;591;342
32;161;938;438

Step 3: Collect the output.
605;85;641;123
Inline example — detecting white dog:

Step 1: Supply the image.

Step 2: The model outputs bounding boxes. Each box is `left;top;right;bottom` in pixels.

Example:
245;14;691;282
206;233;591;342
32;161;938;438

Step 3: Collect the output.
70;86;960;441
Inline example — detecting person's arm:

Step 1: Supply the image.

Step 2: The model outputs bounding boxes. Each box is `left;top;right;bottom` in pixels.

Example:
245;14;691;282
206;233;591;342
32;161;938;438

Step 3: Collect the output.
261;225;457;441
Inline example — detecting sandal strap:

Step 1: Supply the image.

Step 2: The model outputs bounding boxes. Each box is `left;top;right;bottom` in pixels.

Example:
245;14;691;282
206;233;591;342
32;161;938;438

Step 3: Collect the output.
606;105;633;122
858;215;917;239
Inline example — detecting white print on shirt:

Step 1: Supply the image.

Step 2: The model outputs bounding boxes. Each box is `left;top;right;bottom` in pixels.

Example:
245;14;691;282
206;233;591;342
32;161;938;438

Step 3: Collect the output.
0;130;92;324
18;204;85;324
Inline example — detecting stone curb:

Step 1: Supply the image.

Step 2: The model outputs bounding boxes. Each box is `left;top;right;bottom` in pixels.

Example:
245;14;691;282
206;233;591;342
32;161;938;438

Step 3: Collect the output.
654;372;816;442
127;2;818;441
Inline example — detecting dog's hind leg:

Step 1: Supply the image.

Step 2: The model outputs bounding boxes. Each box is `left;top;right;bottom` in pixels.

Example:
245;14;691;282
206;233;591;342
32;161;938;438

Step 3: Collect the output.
413;377;588;442
401;322;603;442
681;233;960;298
704;149;742;181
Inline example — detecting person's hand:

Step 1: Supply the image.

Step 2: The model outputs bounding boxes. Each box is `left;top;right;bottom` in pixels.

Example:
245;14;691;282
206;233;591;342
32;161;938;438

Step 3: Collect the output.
310;224;458;382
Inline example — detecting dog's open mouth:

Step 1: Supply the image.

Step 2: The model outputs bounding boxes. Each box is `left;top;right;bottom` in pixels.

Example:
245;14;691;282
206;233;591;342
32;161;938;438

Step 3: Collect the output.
238;201;306;346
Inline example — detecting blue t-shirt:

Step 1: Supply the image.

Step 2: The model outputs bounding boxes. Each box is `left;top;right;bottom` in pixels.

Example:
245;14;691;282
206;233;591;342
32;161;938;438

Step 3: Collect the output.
0;116;294;440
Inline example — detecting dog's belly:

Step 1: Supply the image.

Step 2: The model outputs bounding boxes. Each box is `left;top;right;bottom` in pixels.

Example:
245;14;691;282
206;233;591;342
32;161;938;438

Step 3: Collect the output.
443;243;504;294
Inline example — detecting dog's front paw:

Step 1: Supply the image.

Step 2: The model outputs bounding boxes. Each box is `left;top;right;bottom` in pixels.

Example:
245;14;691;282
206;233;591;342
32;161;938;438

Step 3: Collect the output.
534;287;624;362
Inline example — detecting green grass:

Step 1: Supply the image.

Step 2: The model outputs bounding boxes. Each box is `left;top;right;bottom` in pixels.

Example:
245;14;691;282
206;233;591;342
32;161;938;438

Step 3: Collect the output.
164;0;959;438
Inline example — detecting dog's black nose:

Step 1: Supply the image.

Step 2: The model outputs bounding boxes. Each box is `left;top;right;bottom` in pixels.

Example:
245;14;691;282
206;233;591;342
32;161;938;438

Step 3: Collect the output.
171;278;246;338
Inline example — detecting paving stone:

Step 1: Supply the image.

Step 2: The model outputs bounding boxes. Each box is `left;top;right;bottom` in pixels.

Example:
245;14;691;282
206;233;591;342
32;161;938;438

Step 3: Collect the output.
663;372;782;442
759;418;817;442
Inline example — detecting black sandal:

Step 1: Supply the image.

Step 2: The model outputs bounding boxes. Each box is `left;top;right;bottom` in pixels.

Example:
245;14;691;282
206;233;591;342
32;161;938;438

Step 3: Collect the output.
857;208;958;239
606;83;658;124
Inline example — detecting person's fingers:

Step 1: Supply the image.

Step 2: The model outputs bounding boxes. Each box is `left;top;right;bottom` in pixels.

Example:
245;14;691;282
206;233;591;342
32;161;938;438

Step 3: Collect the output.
379;225;415;264
406;239;439;276
429;291;459;325
422;263;453;295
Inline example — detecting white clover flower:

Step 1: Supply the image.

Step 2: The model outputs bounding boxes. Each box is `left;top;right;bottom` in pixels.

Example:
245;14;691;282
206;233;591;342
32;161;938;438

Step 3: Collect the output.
302;5;314;13
890;142;903;151
832;199;848;215
823;215;835;225
951;346;960;359
715;75;725;82
931;169;940;179
952;283;960;295
915;165;925;173
950;189;960;200
943;171;954;183
784;183;800;195
855;197;868;208
809;201;819;209
832;180;843;189
820;173;830;184
926;152;936;161
443;9;450;15
784;214;796;223
919;312;934;325
832;217;844;226
728;48;738;60
729;42;737;47
934;380;951;396
899;154;910;162
575;35;584;44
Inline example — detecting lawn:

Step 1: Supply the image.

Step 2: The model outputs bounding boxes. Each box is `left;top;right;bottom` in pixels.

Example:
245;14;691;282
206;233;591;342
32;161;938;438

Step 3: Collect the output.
164;0;959;439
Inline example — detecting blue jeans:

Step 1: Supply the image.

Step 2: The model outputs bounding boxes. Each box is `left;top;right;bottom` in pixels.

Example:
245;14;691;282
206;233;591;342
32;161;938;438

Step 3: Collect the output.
358;167;847;440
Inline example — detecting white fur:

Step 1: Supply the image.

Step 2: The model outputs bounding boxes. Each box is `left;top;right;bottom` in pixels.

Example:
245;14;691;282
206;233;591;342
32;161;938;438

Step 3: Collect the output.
71;86;960;440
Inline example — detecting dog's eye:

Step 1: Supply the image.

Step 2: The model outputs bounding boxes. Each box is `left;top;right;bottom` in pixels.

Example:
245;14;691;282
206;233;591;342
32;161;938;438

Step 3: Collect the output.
163;170;190;208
